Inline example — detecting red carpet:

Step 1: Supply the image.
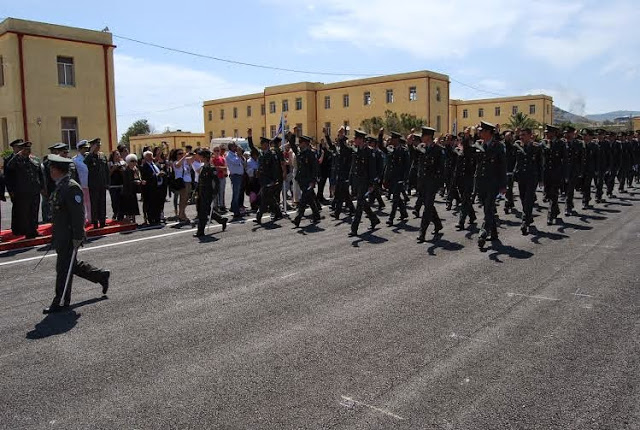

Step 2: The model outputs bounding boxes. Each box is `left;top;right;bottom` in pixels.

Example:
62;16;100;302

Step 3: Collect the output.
0;219;137;251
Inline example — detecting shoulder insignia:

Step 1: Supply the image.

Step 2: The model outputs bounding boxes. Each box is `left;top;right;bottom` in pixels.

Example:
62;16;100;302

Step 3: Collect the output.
74;194;82;204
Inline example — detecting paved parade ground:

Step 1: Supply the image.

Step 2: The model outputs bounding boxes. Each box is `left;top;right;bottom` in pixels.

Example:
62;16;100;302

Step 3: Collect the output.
1;190;639;429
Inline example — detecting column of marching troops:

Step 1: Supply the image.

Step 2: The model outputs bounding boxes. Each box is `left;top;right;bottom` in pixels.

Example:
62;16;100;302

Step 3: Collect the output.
246;121;640;249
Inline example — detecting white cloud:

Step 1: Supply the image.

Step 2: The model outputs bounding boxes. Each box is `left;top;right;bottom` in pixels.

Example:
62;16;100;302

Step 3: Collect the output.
114;54;261;137
526;87;587;115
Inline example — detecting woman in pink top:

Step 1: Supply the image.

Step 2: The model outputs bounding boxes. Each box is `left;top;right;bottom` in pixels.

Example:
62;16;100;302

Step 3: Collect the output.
212;146;228;212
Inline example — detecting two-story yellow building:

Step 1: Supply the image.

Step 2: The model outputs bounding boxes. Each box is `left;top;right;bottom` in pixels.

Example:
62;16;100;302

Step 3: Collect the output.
0;18;117;156
450;95;554;133
203;71;451;140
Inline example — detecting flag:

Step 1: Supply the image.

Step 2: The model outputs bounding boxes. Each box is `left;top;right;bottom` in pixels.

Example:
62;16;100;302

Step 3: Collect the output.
277;112;287;149
452;118;458;135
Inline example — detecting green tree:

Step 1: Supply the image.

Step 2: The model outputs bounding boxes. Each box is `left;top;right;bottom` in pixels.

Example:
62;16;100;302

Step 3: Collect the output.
504;112;539;130
360;110;426;135
119;119;151;145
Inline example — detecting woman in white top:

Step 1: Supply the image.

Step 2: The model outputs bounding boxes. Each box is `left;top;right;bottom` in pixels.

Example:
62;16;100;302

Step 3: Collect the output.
170;148;193;224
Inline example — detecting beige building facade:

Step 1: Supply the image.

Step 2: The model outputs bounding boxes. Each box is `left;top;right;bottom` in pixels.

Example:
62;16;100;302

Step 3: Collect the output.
129;132;206;156
450;95;554;133
0;18;117;156
203;71;451;140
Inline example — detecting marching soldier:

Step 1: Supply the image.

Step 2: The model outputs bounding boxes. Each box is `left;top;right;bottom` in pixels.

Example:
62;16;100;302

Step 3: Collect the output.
513;128;543;235
325;126;355;218
5;141;44;238
503;131;517;214
581;129;599;209
383;131;410;225
594;129;609;203
247;129;283;224
84;138;110;228
42;143;69;223
618;132;633;193
43;154;110;314
289;134;322;227
367;135;386;209
607;132;621;197
193;149;228;237
542;124;567;225
454;130;478;230
416;127;445;242
474;121;507;248
564;126;585;216
348;130;380;236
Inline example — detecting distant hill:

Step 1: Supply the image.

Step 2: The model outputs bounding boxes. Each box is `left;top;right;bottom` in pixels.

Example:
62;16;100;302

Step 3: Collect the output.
585;111;640;122
553;106;594;125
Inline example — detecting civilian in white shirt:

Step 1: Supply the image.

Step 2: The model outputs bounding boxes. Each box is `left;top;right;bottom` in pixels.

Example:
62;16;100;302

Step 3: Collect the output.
171;148;193;224
72;140;91;223
226;142;245;218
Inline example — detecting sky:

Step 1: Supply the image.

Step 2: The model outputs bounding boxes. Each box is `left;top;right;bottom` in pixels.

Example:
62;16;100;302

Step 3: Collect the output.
2;0;639;137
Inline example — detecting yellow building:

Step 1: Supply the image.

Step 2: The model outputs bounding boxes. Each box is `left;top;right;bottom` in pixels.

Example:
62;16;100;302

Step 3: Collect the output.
632;117;640;132
203;71;451;140
450;95;553;133
0;18;117;156
129;131;206;155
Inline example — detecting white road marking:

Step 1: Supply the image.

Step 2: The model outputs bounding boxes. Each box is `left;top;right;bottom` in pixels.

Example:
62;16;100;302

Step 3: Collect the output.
340;395;405;420
448;332;490;343
573;289;593;298
506;292;560;301
280;273;299;279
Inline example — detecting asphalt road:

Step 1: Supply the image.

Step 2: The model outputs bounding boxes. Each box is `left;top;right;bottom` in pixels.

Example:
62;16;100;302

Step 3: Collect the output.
1;186;639;429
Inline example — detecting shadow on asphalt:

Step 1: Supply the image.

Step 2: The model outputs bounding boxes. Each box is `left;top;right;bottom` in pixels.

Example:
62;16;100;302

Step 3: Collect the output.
486;239;534;263
26;310;81;339
425;235;465;256
529;227;570;244
351;231;388;247
578;213;607;223
391;221;420;234
557;222;593;233
295;223;326;235
195;235;220;243
592;207;621;214
251;221;284;232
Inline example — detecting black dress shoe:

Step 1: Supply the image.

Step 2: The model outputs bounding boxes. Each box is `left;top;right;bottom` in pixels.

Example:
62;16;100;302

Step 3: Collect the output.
433;225;443;235
221;219;228;231
292;217;301;228
193;232;205;238
43;304;68;314
100;270;110;295
348;230;358;237
455;222;465;230
273;213;283;221
416;234;426;243
386;219;394;226
370;218;380;229
412;210;420;218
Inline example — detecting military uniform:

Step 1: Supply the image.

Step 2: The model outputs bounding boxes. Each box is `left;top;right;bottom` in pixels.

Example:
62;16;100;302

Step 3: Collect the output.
513;139;543;234
367;136;386;209
594;131;610;202
416;130;445;241
248;136;283;223
503;135;517;213
564;130;585;215
454;137;477;229
581;130;599;209
194;152;227;236
290;135;321;227
84;139;110;228
383;132;410;225
5;141;43;238
349;130;380;236
325;132;355;218
542;127;567;224
618;134;633;192
44;155;109;314
607;135;621;197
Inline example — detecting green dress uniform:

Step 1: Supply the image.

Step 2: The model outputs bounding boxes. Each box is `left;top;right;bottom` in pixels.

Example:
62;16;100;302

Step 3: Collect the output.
45;155;109;313
513;140;543;234
474;133;507;242
581;130;599;208
564;133;585;215
383;132;410;224
5;142;43;238
542;128;568;224
416;141;445;241
248;136;283;223
455;137;477;229
348;130;380;236
325;133;355;218
195;158;227;236
290;135;321;227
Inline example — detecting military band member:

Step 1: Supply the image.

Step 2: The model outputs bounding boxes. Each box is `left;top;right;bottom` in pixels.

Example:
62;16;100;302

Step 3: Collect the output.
290;134;322;228
383;131;410;226
563;126;585;216
43;154;110;314
416;126;445;242
348;130;380;236
542;124;567;225
513;128;543;235
474;121;507;248
194;149;228;237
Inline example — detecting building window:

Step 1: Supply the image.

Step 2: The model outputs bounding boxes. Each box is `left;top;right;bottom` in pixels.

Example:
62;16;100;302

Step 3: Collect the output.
295;123;303;136
363;91;371;105
495;107;501;117
220;109;225;120
386;89;394;104
61;117;78;146
282;99;289;112
343;120;349;134
295;97;302;110
247;105;252;117
234;129;238;137
546;104;550;115
207;110;212;121
233;107;238;118
529;104;536;115
409;87;417;101
436;115;441;132
261;127;266;137
221;130;226;138
343;94;350;108
270;125;276;138
261;104;266;115
1;117;8;151
0;56;4;87
182;142;186;148
324;122;331;138
478;108;484;118
269;101;276;114
462;109;468;119
209;131;213;141
436;87;441;102
57;56;75;86
512;106;518;115
324;95;331;109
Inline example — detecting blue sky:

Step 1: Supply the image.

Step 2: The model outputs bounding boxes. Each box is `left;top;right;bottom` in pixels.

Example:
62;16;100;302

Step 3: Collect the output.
2;0;639;136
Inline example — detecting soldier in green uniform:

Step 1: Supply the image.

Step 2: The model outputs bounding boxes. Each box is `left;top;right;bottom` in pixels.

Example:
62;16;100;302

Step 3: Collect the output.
595;129;610;203
43;154;110;314
42;143;69;223
503;131;517;214
84;138;110;228
513;128;543;235
454;130;477;230
193;149;228;237
474;121;507;248
542;125;567;225
289;134;322;227
563;126;585;216
5;141;44;238
325;126;355;218
348;129;380;236
581;129;599;209
416;126;445;242
383;131;410;226
247;129;283;224
367;135;386;209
